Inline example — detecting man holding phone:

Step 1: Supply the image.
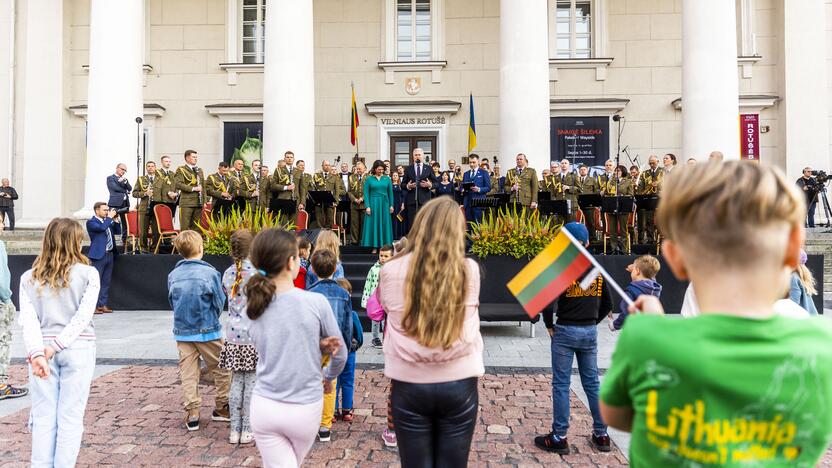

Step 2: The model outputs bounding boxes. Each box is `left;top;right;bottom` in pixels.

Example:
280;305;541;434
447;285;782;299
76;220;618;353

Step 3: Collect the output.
86;202;121;314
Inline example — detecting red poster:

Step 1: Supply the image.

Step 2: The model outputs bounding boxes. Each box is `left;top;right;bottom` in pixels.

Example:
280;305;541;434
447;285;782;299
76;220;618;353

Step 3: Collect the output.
740;114;759;161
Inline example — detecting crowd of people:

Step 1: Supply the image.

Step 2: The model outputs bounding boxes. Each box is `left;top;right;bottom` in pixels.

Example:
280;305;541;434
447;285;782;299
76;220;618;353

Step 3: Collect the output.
0;153;827;467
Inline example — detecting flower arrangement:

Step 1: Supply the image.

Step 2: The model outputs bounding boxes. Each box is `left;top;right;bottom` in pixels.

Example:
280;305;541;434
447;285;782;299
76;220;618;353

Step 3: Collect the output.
468;206;562;259
197;204;295;255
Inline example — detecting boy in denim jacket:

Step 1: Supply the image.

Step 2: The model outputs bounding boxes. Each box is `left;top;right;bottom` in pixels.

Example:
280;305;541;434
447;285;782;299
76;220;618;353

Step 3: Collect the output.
307;249;353;442
167;231;231;432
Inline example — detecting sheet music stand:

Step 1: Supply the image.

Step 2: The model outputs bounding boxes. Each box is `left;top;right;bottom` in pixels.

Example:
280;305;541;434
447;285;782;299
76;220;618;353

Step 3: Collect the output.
471;197;500;209
537;191;552;202
577;194;603;211
538;200;569;218
269;199;296;216
634;195;660;211
308;190;337;208
601;196;635;214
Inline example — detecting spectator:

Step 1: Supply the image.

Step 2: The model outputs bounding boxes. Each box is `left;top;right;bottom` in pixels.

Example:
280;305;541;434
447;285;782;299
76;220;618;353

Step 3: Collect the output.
168;231;231;432
789;249;818;315
537;222;612;454
0;179;19;231
361;245;394;348
19;218;99;467
0;239;26;400
613;255;662;330
600;161;832;466
378;197;484;465
796;167;818;228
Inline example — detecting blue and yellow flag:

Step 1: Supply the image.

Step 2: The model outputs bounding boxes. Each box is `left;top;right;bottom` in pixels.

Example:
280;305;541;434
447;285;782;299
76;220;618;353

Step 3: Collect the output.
467;93;477;154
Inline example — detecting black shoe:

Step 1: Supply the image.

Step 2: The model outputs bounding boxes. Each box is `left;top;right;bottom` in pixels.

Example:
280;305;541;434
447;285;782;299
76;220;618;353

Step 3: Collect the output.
318;428;331;442
371;338;382;348
534;432;569;454
185;410;200;432
591;433;612;452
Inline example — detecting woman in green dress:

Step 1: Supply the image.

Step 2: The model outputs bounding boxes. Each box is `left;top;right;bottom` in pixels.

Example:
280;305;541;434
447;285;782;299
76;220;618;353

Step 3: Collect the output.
361;160;394;248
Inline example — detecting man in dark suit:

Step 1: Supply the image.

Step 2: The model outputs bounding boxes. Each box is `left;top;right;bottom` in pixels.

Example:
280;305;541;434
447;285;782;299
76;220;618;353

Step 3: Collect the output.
462;154;491;225
401;148;438;232
106;163;131;245
87;202;121;314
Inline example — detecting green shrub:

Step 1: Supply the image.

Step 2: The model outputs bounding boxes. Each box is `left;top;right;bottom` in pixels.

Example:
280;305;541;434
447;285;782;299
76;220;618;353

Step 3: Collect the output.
468;206;562;259
197;204;295;255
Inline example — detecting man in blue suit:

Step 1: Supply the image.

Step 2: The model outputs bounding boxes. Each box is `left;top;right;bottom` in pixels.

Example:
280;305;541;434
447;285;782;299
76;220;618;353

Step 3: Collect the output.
107;163;131;245
462;154;491;224
87;202;121;314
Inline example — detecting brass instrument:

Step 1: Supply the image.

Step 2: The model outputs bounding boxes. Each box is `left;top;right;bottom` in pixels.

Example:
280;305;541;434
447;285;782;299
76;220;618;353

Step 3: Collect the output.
506;169;519;203
640;169;664;195
209;174;232;201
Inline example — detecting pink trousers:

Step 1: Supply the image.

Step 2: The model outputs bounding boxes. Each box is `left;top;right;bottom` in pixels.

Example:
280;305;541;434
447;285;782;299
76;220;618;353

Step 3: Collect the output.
250;394;324;468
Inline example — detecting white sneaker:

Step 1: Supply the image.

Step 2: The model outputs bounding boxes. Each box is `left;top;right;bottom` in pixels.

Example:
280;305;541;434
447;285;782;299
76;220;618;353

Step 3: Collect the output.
229;431;240;444
240;431;254;444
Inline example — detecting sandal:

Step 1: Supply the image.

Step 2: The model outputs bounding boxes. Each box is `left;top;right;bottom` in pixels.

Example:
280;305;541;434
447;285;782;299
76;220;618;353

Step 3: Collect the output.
0;384;28;400
341;409;354;422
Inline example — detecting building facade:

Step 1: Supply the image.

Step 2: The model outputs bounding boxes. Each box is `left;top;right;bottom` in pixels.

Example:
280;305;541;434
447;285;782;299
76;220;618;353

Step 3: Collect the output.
0;0;829;226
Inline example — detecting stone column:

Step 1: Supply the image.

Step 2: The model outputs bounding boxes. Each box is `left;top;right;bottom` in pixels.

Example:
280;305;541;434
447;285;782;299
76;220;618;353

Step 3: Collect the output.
75;0;144;217
263;0;315;168
499;0;551;173
777;0;829;182
682;0;740;160
18;0;64;227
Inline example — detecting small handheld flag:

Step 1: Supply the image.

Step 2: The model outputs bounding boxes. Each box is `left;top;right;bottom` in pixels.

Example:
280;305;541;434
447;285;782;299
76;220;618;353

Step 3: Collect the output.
467;93;477;154
350;83;360;148
507;228;634;319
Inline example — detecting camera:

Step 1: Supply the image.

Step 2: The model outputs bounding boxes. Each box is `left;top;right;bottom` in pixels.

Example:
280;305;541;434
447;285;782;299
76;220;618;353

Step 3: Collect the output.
812;170;829;184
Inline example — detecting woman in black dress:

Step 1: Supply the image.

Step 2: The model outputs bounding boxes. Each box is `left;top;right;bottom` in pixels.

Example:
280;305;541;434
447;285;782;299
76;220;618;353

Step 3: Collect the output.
390;171;406;240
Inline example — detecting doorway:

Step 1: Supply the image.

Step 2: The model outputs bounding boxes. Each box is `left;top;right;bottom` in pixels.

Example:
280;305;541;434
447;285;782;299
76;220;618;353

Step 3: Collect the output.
390;135;437;168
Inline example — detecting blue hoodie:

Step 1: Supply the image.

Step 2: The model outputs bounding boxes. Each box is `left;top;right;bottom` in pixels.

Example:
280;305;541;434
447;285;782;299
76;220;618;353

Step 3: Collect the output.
613;278;662;330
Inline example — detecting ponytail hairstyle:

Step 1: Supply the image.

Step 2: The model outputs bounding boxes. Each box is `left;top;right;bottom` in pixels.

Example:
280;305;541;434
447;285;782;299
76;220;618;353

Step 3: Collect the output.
229;229;253;298
797;264;817;296
245;228;299;320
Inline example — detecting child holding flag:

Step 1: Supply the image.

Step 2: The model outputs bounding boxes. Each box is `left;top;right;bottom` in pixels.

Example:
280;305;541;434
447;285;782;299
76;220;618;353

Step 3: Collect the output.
536;222;613;454
600;161;832;466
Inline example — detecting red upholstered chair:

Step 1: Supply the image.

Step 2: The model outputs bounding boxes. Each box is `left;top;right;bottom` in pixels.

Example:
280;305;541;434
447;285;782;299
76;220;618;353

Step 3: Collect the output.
592;207;603;241
296;209;309;232
573;209;585;224
333;208;347;245
124;210;139;254
153;204;179;254
199;206;212;231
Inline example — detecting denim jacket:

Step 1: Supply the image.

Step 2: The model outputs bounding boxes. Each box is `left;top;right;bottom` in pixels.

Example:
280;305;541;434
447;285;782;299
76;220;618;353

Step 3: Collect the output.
308;278;353;346
168;259;226;336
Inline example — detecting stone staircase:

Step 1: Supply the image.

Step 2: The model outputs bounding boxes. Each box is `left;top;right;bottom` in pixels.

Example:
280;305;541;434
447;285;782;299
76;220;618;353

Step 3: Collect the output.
0;229;47;255
806;229;832;308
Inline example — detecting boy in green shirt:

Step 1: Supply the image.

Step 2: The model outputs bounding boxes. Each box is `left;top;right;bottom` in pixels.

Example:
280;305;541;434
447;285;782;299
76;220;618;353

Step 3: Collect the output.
600;161;832;467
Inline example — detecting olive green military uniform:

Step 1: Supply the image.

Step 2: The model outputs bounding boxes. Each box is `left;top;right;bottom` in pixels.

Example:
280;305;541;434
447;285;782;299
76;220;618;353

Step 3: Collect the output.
297;170;312;210
206;172;237;218
347;173;366;244
257;172;271;211
151;167;177;247
636;167;664;243
557;172;579;211
311;172;342;229
575;174;600;236
131;174;157;250
232;170;259;211
505;167;538;208
174;165;205;231
603;177;635;254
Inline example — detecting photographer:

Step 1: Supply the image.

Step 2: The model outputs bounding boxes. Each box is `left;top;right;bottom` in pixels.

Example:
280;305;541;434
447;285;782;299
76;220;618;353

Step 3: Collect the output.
106;163;132;245
796;167;819;228
86;202;122;314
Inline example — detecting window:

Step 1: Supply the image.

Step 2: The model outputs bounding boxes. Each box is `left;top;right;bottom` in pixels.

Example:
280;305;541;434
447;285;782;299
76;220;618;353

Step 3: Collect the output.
396;0;431;61
241;0;266;64
554;0;592;59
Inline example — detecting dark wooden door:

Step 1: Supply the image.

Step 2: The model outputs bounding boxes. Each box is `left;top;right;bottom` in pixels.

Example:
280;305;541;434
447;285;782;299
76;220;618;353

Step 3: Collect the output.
390;135;437;168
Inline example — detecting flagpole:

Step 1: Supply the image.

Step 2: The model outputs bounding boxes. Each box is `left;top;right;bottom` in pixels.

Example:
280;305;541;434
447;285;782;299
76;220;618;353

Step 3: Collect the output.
559;228;635;308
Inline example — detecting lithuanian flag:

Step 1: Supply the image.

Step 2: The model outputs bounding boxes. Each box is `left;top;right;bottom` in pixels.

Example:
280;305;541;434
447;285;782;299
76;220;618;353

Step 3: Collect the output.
467;93;477;154
350;83;360;148
507;229;593;318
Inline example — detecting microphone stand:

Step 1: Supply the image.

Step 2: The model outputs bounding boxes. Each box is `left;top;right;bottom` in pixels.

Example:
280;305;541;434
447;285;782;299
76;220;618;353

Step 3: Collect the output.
613;115;623;254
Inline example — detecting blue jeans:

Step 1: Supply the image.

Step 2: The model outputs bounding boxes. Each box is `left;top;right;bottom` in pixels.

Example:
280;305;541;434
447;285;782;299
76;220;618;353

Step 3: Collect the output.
28;340;96;468
550;324;606;437
336;352;357;410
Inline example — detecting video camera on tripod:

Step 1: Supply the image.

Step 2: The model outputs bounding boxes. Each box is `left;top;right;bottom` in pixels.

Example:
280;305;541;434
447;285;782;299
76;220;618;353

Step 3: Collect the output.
812;170;829;185
810;170;831;228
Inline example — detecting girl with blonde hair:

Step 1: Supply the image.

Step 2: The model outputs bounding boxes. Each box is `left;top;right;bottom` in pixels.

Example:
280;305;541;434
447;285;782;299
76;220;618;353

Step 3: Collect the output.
790;249;818;315
377;197;484;466
305;230;344;287
19;218;101;467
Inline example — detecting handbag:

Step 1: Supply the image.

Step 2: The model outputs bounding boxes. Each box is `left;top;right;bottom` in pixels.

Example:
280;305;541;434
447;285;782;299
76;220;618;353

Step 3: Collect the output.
366;290;386;322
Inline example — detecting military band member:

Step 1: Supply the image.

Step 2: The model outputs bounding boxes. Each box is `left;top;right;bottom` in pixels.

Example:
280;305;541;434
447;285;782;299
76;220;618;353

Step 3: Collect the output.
575;164;600;235
152;155;179;219
558;159;579;211
597;159;616;195
604;165;635;255
270;152;299;215
539;169;551;190
544;164;564;200
295;160;311;211
311;160;342;229
636;155;664;244
173;149;205;231
231;158;258;211
206;161;236;219
487;165;505;195
505;153;538;209
347;162;367;245
131;161;157;250
255;162;271;211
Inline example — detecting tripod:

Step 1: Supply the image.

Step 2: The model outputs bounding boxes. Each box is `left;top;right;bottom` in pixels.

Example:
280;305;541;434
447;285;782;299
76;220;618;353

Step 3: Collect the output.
817;183;832;229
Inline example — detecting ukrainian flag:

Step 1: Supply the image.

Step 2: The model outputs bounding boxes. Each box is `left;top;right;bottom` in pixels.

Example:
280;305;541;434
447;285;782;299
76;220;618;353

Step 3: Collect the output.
467;93;477;154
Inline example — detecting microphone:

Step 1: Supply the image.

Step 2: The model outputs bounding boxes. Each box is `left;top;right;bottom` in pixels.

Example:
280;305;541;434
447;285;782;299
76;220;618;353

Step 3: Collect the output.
135;116;143;124
612;115;623;122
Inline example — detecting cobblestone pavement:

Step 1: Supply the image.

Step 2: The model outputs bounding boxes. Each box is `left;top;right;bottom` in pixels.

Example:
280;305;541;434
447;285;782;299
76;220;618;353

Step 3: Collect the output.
0;365;630;467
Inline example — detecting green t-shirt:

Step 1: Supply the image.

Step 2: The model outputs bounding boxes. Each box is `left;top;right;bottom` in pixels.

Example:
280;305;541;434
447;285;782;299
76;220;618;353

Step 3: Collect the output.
600;314;832;467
